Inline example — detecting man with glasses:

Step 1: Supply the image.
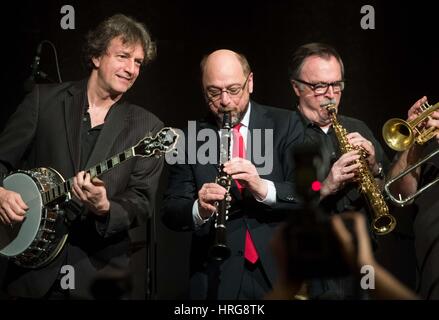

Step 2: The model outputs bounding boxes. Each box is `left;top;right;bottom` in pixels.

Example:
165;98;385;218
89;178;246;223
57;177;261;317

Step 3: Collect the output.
162;49;302;299
289;43;389;299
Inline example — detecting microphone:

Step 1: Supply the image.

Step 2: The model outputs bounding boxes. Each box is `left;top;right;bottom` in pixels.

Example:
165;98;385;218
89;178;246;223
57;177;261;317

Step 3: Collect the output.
24;42;44;92
30;42;43;80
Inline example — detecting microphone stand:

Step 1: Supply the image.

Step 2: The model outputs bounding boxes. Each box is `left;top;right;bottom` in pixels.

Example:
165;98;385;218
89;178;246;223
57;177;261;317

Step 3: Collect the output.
24;40;61;93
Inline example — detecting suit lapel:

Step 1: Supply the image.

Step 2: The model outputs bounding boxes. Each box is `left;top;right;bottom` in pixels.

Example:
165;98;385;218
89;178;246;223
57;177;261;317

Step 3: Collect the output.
247;102;270;166
84;101;129;170
230;102;273;200
64;81;87;174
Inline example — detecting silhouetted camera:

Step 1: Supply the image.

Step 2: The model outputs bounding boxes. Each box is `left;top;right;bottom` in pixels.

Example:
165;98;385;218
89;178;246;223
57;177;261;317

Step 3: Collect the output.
284;144;353;279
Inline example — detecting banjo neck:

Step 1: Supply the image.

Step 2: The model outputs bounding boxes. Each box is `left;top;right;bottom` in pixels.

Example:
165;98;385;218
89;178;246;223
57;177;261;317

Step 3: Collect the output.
40;126;179;205
42;147;136;205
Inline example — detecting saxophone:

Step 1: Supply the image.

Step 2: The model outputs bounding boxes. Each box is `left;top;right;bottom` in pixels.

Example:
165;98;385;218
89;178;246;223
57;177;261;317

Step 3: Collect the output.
208;111;232;260
325;103;396;235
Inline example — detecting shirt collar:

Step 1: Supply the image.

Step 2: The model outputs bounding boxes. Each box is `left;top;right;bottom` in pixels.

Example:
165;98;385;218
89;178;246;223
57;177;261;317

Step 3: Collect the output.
297;105;333;134
239;102;251;128
297;106;314;128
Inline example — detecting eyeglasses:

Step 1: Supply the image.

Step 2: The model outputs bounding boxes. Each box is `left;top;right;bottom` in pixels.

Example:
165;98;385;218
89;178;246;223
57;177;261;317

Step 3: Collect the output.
294;78;345;95
205;75;250;102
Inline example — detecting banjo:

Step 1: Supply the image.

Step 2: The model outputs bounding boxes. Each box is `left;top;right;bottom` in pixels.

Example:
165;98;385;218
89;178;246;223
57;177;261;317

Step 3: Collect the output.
0;127;178;269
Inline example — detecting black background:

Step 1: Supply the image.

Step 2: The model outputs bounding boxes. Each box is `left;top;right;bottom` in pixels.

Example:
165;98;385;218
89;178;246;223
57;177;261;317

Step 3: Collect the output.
1;0;435;299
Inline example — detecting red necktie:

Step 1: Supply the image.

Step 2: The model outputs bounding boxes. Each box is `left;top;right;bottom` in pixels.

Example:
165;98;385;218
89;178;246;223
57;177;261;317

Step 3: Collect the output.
232;124;259;264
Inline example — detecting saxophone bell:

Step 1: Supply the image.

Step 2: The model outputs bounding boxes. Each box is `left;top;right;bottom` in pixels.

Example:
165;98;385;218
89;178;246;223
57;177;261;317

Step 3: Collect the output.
373;213;397;235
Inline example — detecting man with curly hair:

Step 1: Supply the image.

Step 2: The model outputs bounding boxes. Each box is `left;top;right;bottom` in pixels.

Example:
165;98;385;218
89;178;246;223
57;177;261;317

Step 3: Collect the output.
0;14;163;299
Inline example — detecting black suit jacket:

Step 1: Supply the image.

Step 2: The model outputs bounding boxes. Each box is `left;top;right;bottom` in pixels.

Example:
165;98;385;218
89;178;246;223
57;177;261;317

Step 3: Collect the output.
412;141;439;299
162;102;302;299
0;80;163;298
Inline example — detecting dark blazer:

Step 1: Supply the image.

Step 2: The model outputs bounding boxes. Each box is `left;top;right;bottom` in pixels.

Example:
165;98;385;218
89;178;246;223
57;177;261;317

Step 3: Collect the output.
162;102;302;299
412;141;439;299
0;80;164;299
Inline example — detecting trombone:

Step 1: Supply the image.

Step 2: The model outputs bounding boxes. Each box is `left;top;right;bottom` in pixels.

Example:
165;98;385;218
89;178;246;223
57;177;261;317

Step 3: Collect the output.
382;101;439;206
384;147;439;207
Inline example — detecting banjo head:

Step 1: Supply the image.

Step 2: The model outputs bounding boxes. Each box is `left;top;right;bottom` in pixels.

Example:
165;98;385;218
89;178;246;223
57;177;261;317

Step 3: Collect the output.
0;172;43;257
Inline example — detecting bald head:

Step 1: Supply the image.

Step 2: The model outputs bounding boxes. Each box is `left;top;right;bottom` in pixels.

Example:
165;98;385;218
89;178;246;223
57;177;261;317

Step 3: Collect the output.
201;49;251;83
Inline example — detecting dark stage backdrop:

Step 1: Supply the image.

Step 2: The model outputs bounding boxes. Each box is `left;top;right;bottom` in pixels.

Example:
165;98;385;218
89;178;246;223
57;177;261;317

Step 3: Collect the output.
1;0;436;299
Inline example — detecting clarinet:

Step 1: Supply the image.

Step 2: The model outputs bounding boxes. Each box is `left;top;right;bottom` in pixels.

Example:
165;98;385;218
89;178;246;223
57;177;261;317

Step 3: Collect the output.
208;111;232;261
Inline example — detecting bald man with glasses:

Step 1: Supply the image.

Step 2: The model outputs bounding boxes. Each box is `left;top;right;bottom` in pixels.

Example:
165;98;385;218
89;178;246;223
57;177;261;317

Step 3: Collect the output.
162;49;303;300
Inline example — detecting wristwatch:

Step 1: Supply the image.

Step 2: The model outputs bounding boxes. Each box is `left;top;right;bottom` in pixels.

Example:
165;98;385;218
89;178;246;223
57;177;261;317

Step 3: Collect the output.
373;162;385;179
